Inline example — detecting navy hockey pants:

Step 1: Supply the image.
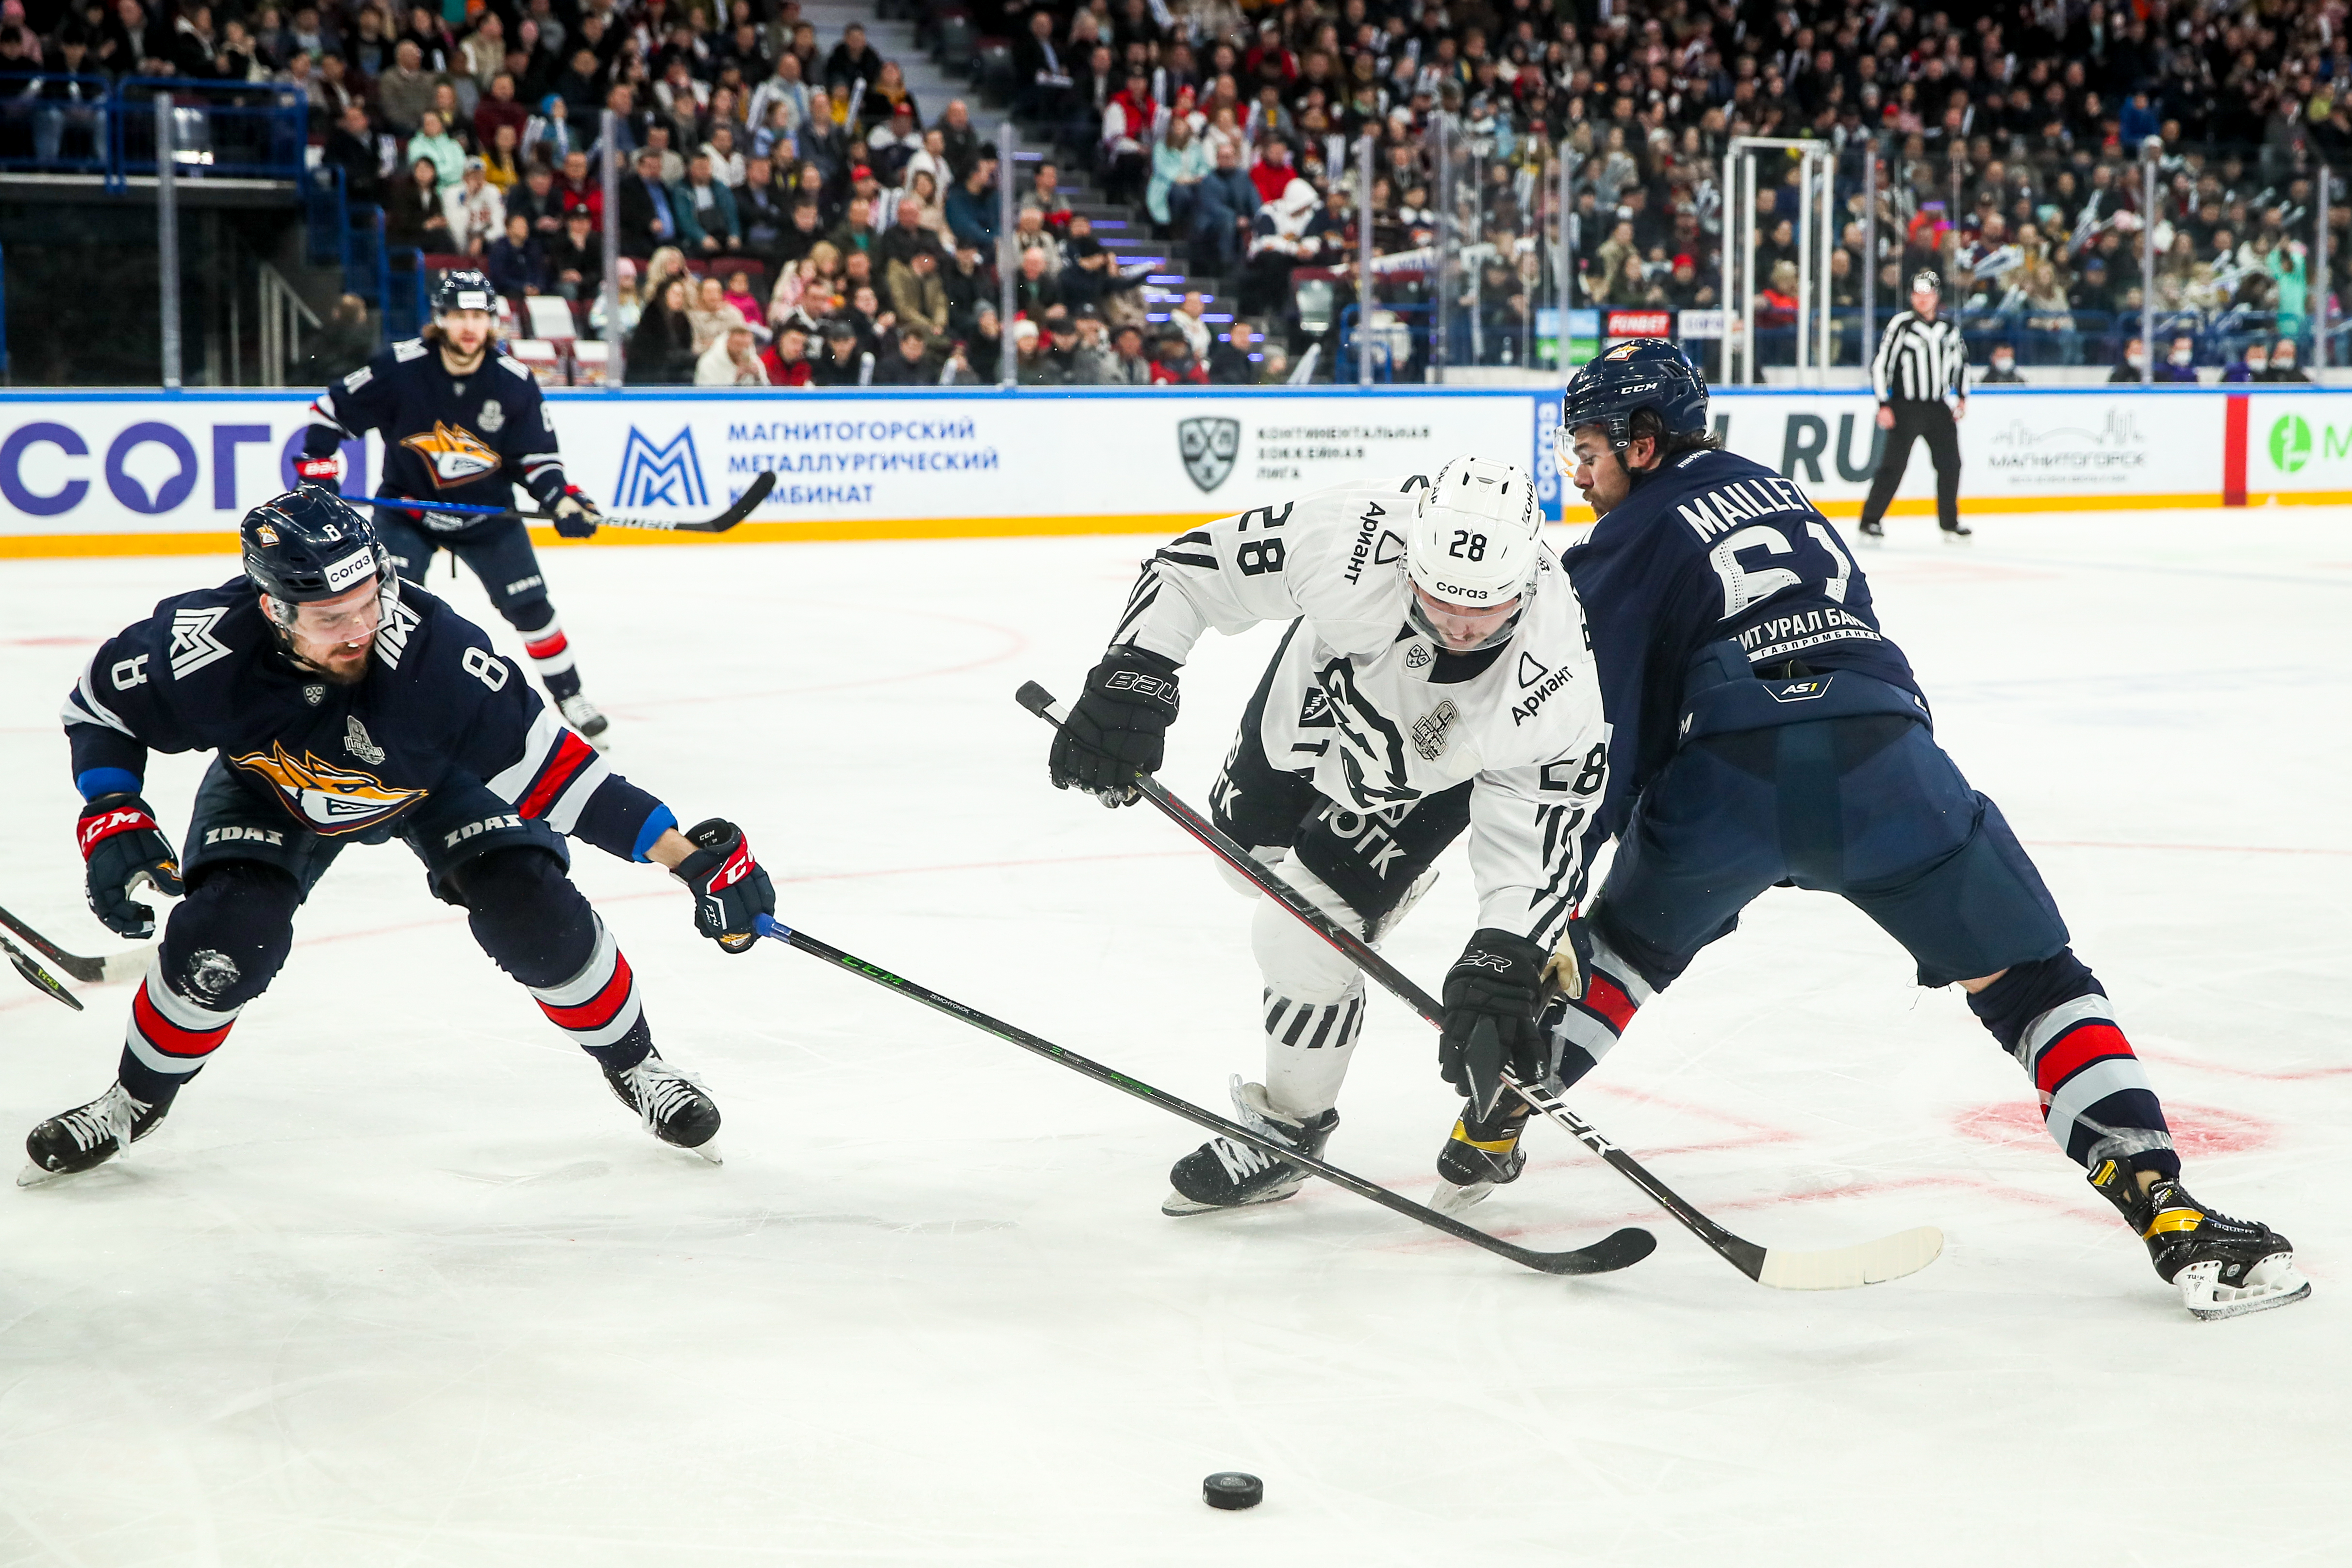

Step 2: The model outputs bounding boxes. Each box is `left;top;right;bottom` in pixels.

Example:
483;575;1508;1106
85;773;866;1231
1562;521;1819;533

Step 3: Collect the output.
1570;714;2179;1177
1593;713;2066;991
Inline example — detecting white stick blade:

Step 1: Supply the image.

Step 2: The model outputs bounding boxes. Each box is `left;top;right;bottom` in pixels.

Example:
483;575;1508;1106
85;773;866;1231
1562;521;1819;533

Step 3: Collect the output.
1755;1226;1944;1291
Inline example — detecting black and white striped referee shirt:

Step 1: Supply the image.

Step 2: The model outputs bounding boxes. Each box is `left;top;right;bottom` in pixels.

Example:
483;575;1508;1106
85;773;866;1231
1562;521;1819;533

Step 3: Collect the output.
1871;311;1970;404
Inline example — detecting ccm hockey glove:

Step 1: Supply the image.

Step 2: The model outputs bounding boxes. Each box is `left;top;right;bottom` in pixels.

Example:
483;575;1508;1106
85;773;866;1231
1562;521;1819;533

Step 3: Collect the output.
78;794;183;940
1049;647;1180;803
671;817;774;954
1439;928;1552;1102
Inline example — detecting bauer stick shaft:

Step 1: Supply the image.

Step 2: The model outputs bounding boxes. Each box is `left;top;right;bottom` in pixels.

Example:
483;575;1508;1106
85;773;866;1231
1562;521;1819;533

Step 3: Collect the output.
1018;680;1941;1290
752;915;1653;1278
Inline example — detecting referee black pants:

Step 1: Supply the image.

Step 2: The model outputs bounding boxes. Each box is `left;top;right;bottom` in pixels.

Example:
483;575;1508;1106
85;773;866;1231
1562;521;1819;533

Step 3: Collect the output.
1858;400;1962;531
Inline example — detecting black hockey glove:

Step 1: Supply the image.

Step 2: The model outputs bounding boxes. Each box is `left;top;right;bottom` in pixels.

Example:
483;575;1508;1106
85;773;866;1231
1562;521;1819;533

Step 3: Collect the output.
1048;647;1180;804
551;487;601;539
1439;928;1550;1113
671;817;775;954
78;793;182;940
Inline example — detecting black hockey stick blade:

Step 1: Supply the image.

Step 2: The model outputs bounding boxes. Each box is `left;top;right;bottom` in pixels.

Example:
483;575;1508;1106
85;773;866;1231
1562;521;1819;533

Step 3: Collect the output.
0;905;126;985
751;915;1653;1278
1018;681;1943;1291
685;467;774;531
0;932;81;1011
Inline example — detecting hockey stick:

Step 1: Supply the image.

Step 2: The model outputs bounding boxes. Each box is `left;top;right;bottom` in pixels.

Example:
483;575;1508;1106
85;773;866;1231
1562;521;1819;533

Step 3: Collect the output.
0;930;80;1011
1018;681;1944;1292
751;914;1655;1278
0;905;140;986
340;470;775;533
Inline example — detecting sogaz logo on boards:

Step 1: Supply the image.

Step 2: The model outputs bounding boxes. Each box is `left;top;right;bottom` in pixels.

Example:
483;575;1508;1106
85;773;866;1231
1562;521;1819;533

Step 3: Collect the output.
2269;414;2312;473
614;427;709;509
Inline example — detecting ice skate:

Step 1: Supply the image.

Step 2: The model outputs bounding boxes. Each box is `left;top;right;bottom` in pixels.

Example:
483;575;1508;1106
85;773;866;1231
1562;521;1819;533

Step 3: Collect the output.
1858;518;1885;539
2089;1159;2310;1320
1164;1078;1337;1216
605;1051;722;1162
1940;519;1973;540
20;1082;165;1187
557;693;611;745
1431;1093;1532;1214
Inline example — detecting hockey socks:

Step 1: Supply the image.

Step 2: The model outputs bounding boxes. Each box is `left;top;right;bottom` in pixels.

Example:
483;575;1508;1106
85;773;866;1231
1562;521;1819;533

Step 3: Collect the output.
1260;984;1364;1122
1537;926;1653;1091
1965;950;2179;1180
517;609;584;703
114;862;297;1108
527;917;653;1072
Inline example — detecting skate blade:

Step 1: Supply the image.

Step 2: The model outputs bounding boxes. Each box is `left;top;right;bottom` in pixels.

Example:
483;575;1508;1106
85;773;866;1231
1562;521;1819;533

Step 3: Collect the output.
1160;1182;1303;1217
680;1139;723;1166
17;1160;78;1188
1428;1178;1494;1215
2180;1254;2314;1321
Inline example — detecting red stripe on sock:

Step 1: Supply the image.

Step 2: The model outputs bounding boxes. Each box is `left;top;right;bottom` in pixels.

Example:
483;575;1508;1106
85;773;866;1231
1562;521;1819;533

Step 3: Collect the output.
1583;973;1638;1034
2034;1022;2134;1096
524;630;569;659
518;731;597;818
536;951;634;1032
131;982;233;1058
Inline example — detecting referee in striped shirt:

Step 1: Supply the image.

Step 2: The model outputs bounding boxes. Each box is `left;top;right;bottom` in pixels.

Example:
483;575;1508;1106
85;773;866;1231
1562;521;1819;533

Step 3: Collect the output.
1859;269;1972;539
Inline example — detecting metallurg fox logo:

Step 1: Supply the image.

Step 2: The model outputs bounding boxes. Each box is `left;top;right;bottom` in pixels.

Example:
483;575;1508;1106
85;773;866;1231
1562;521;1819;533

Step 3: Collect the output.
400;421;501;488
230;742;428;835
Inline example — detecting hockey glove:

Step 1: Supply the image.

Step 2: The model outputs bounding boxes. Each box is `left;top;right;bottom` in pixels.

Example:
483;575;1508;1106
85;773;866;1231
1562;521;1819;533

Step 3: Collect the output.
1543;914;1597;1003
551;487;601;540
671;817;774;954
1439;928;1551;1112
1048;647;1180;804
293;454;342;488
78;793;182;940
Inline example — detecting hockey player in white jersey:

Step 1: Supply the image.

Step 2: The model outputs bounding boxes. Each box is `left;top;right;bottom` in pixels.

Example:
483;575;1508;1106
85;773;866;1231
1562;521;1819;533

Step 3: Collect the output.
1048;457;1612;1214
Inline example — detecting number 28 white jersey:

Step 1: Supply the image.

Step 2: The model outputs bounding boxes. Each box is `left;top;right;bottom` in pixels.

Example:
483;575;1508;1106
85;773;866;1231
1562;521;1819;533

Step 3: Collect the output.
1111;474;1611;948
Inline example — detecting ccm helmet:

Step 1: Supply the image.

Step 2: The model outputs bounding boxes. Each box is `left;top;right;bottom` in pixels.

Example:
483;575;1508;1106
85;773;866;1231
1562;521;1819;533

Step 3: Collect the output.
242;485;399;627
1557;337;1709;458
1404;456;1543;648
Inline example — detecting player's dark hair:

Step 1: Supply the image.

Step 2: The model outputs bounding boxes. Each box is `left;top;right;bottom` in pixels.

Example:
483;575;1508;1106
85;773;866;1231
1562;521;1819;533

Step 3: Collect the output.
1628;407;1723;458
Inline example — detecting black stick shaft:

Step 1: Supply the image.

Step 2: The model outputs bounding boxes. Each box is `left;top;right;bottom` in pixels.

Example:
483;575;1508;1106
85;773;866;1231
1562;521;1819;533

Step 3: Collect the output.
754;915;1648;1276
1019;679;1770;1281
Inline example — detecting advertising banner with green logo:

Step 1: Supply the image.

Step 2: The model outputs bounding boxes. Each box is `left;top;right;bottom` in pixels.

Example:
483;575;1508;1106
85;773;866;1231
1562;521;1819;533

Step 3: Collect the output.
2245;394;2352;497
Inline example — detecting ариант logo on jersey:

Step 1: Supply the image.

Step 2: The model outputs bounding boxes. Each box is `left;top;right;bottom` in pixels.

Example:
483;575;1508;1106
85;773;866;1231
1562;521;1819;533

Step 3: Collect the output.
1178;416;1242;492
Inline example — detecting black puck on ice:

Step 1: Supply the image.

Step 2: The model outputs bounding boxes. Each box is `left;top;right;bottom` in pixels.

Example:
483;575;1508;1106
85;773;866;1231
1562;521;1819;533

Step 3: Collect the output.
1203;1472;1263;1510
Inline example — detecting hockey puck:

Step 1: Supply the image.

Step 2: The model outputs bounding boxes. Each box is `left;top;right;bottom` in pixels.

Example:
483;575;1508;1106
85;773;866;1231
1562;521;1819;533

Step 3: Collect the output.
1203;1472;1263;1511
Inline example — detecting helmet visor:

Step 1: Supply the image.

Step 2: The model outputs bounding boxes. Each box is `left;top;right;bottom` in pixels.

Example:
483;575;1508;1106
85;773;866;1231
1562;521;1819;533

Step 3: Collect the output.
1408;583;1522;653
284;580;383;645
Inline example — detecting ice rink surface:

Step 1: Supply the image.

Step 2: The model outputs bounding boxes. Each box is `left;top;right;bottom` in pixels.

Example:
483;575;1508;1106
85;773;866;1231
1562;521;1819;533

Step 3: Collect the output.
0;507;2346;1566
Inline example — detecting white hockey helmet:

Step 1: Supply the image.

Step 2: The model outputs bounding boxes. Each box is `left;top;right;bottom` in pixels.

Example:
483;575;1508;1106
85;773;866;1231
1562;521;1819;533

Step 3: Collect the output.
1402;456;1542;650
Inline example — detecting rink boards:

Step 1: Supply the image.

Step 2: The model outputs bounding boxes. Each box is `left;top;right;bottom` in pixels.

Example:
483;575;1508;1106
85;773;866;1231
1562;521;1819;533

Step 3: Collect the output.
0;384;2345;556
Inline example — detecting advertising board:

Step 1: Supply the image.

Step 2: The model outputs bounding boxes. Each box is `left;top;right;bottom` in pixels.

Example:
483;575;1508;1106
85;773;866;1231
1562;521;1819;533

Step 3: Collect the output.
0;388;1544;554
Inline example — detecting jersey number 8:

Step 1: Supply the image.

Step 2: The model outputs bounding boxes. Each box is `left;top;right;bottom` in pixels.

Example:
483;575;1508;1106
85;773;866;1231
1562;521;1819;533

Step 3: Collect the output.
1447;530;1489;561
461;645;510;691
1235;538;1287;576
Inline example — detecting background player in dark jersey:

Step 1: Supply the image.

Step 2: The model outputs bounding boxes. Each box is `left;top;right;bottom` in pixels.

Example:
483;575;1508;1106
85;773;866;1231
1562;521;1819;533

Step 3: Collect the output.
29;488;774;1185
1429;341;2305;1322
298;270;614;742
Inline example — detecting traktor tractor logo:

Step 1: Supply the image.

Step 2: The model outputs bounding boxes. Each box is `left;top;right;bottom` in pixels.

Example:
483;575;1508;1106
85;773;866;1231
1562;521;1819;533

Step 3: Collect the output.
2268;415;2312;474
1178;416;1242;493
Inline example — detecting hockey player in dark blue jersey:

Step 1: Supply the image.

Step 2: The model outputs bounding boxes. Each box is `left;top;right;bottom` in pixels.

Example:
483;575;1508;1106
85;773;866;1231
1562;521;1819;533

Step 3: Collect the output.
299;270;613;742
26;487;775;1185
1430;340;2307;1320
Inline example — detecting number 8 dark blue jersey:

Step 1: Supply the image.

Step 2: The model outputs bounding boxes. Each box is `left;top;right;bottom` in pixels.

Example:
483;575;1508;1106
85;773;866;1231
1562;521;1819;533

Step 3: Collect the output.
1562;444;1924;841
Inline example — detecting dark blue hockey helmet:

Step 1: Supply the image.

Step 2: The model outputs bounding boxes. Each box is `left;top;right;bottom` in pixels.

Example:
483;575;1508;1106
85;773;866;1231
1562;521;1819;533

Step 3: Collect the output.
431;267;497;317
1558;338;1710;461
242;485;393;611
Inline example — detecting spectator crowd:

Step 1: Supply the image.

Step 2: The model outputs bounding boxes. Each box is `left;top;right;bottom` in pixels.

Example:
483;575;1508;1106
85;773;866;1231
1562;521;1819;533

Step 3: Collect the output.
4;0;2349;381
